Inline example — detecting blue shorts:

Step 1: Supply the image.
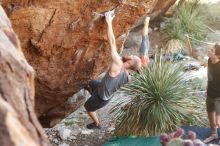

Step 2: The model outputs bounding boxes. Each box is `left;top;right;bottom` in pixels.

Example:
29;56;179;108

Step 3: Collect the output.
84;80;110;112
139;35;150;56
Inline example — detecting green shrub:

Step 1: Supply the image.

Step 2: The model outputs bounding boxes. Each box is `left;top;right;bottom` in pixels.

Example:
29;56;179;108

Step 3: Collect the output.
165;19;184;40
111;56;203;136
165;0;208;42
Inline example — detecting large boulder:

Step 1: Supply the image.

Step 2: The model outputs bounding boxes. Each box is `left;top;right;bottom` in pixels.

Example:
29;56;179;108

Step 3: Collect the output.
2;0;177;127
0;6;50;146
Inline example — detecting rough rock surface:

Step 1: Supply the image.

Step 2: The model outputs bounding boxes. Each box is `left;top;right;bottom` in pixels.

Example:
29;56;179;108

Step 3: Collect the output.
0;6;51;146
150;0;177;19
2;0;177;127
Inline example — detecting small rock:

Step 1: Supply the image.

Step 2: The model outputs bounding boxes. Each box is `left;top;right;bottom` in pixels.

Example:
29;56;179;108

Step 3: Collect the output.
67;95;77;103
107;127;115;132
53;139;59;144
58;128;71;140
160;22;166;30
71;130;80;136
79;111;84;114
59;143;69;146
71;126;81;136
51;131;56;136
153;27;159;31
98;136;102;139
184;56;191;60
81;129;94;135
70;123;79;129
184;62;201;71
69;136;77;140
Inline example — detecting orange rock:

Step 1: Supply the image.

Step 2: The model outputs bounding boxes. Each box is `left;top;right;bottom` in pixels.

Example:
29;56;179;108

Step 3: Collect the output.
2;0;177;127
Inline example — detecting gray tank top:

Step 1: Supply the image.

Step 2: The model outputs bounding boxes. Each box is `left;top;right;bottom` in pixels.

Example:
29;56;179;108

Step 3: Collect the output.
98;67;129;101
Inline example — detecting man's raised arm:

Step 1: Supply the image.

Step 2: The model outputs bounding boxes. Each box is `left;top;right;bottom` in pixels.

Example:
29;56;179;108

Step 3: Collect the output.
105;11;123;76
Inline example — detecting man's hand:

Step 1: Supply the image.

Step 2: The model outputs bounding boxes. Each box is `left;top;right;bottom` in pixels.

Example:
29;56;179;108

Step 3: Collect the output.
105;10;115;24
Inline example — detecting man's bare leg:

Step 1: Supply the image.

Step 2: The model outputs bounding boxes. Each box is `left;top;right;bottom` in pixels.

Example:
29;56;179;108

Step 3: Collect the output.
142;17;150;36
209;112;217;134
204;112;218;143
217;115;220;129
215;100;220;127
88;111;100;126
139;17;150;66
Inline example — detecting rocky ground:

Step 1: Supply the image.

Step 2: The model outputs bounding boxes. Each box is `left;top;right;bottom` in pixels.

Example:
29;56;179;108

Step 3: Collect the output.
44;91;126;146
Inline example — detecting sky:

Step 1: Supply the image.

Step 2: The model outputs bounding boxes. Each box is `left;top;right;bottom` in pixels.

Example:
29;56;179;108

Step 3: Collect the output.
200;0;220;4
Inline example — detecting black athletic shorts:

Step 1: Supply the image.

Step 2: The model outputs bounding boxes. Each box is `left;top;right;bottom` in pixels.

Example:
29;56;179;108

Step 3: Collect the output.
206;96;220;115
84;80;110;112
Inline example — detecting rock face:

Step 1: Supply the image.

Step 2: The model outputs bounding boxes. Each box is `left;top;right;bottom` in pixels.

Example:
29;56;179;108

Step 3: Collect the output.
2;0;177;127
150;0;177;19
0;6;51;146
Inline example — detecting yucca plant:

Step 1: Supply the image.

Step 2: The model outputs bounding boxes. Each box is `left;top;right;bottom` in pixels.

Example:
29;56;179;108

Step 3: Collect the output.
166;0;207;40
165;19;184;41
111;56;203;136
175;0;207;40
165;0;208;52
